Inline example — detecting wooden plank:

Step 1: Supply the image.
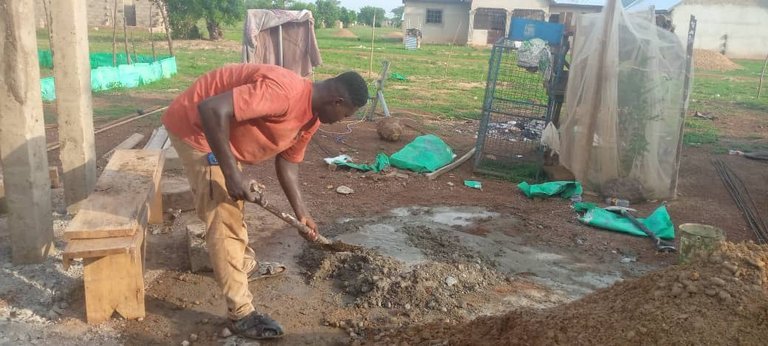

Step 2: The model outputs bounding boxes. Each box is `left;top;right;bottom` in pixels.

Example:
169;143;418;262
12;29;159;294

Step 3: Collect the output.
426;148;476;180
64;149;164;240
62;229;141;270
143;126;168;149
101;133;145;160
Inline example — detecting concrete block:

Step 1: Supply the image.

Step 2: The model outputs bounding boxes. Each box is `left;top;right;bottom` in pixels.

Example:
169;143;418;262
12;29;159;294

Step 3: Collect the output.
187;221;211;273
163;146;183;172
162;175;194;211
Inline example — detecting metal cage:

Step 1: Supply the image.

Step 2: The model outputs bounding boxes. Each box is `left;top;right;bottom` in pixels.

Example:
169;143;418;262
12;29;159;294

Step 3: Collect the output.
473;20;565;177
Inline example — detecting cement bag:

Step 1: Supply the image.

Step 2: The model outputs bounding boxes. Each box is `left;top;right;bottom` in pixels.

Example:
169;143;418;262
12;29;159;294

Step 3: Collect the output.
390;135;454;173
559;0;688;200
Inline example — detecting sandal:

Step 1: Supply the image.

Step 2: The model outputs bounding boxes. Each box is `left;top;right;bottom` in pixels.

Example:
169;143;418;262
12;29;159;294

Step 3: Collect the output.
247;261;287;282
230;312;284;340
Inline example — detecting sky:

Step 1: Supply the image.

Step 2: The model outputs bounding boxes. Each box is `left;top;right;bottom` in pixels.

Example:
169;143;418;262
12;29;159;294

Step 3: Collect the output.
338;0;402;14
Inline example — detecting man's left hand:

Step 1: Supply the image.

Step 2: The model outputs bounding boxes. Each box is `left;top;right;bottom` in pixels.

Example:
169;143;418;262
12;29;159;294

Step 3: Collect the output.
298;216;319;242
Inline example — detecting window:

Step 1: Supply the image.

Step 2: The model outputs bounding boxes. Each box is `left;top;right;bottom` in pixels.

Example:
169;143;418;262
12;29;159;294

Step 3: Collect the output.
473;8;506;31
426;9;442;24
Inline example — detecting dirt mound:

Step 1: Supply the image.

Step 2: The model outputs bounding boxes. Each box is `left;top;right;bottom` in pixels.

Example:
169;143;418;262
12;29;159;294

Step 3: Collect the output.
301;248;504;312
366;242;768;345
694;49;742;71
384;32;404;40
334;29;358;38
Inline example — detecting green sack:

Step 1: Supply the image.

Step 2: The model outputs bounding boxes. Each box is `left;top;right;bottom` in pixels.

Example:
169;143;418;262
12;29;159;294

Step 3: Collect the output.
390;135;454;173
575;203;675;240
335;153;390;173
518;181;582;199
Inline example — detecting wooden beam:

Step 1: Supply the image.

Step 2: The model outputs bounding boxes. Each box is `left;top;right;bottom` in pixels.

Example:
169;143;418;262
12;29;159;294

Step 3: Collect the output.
64;149;165;240
0;1;54;264
102;133;145;160
143;126;168;149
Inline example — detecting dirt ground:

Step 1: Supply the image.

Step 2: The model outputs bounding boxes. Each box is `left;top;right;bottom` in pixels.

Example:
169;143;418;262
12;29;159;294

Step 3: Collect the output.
1;90;767;345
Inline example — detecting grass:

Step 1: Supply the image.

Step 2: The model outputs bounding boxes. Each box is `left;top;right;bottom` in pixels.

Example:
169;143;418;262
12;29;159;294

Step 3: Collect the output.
312;26;490;119
683;118;719;146
35;22;767;143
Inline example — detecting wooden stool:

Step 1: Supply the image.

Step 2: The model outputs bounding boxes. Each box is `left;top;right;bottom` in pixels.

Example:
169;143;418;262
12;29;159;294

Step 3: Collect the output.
62;149;164;324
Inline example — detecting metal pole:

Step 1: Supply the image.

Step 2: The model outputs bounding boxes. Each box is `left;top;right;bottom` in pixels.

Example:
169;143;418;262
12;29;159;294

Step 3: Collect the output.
671;15;697;197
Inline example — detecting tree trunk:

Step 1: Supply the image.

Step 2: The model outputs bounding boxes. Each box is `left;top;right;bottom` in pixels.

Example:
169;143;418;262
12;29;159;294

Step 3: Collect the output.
155;0;174;56
206;19;223;41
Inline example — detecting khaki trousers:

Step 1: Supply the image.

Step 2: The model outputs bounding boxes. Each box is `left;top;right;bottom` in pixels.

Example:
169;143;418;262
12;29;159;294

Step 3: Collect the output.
169;134;257;320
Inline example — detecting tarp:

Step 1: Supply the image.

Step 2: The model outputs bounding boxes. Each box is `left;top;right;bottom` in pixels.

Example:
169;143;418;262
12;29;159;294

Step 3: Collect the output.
333;153;390;173
518;181;583;199
38;50;161;69
40;56;177;101
574;203;675;240
390;135;455;173
242;9;322;77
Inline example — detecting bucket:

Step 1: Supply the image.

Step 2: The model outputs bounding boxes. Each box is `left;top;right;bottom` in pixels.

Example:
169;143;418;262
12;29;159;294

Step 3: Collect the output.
678;223;725;264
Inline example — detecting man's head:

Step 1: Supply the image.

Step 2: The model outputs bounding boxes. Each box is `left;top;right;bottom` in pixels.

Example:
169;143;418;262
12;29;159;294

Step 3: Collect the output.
312;71;368;124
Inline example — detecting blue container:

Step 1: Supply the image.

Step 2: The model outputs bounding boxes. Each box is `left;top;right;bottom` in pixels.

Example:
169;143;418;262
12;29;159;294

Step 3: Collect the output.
509;19;564;45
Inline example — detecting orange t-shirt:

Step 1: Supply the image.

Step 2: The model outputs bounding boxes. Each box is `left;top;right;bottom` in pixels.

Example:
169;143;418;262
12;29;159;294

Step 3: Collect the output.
161;64;319;164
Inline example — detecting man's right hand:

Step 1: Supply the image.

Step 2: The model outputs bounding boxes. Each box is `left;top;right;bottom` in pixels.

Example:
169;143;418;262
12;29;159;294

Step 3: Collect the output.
224;172;264;204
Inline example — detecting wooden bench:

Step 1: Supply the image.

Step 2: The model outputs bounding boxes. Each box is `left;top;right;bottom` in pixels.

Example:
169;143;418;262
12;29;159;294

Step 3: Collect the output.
62;149;165;324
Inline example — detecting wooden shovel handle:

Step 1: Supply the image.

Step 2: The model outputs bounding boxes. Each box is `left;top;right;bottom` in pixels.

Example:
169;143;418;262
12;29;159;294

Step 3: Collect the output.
249;181;331;245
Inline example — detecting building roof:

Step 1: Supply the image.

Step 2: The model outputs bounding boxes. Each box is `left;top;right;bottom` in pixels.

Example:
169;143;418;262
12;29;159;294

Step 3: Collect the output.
401;0;470;4
625;0;681;11
550;0;606;6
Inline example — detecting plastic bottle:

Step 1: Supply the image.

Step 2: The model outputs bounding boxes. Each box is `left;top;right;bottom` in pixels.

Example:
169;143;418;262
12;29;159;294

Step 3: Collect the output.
605;197;630;207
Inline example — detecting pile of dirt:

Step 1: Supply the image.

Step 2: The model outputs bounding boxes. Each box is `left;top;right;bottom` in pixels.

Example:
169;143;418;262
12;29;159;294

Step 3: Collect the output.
383;32;404;40
334;29;358;38
365;242;768;345
299;245;506;339
301;248;504;312
694;49;742;71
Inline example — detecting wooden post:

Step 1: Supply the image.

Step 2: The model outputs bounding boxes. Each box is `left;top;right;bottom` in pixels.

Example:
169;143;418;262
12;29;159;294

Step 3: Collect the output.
369;13;376;78
149;1;157;61
758;52;768;98
112;0;119;66
51;0;99;213
0;0;54;264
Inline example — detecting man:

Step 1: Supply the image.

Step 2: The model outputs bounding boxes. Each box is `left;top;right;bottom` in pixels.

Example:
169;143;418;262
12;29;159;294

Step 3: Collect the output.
162;64;368;339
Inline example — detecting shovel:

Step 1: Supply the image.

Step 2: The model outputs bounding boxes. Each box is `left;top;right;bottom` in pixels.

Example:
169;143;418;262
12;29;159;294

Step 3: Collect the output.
249;181;363;252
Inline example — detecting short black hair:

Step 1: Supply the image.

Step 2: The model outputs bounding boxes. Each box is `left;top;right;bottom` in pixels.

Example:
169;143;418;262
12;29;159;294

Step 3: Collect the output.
332;71;369;107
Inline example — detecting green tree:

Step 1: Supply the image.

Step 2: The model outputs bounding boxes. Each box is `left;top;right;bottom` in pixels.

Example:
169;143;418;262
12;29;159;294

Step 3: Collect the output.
339;7;357;27
163;0;203;39
200;0;244;40
391;6;404;28
314;0;341;28
164;0;244;40
358;6;386;27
